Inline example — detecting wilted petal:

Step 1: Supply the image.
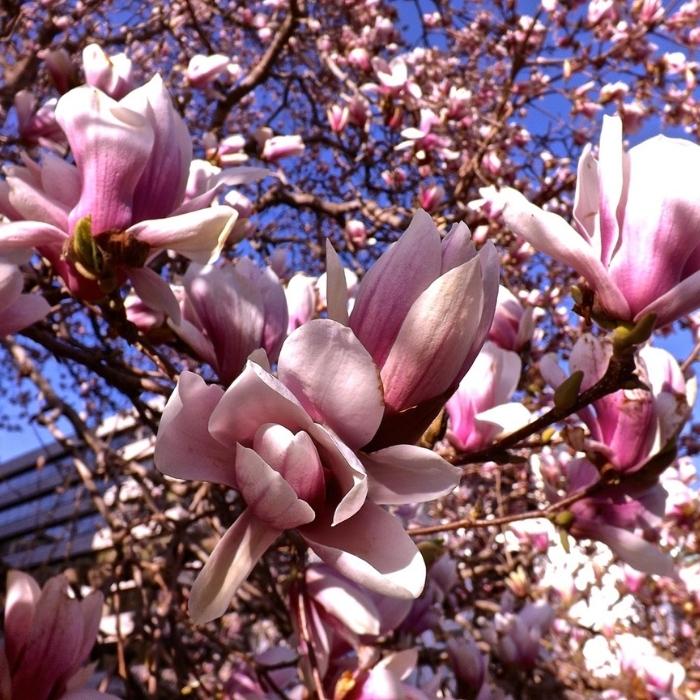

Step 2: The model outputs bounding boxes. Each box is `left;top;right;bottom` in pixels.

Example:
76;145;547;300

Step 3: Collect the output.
278;319;384;449
189;510;281;624
55;86;154;234
128;206;238;264
362;445;460;505
154;371;236;487
300;502;426;599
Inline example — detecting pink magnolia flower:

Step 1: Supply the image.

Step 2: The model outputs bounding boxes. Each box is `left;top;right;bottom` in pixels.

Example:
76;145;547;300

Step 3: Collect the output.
447;634;486;695
171;260;288;384
345;219;368;248
186;54;230;87
615;633;685;696
479;116;700;327
334;649;431;700
154;319;460;623
13;91;64;147
327;104;350;134
487;285;535;351
0;76;257;310
445;341;529;452
540;335;693;472
417;184;444;213
82;44;134;99
285;272;317;332
0;262;50;335
0;570;118;700
485;601;554;668
261;134;305;161
329;209;498;446
42;48;76;94
347;47;371;71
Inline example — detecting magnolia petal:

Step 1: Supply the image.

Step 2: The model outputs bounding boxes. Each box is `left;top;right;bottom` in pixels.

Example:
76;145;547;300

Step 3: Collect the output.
189;510;281;624
473;402;532;444
300;501;425;600
572;143;598;245
636;267;700;328
234;444;315;529
597;115;624;265
278;319;384;449
324;240;349;325
0;220;68;262
129;266;181;324
569;333;612;390
0;263;22;313
128;206;238;264
595;524;676;578
168;317;218;368
74;592;103;668
350;209;442;367
154;371;236;487
122;75;193;221
6;170;70;230
377;648;418;680
307;422;368;525
209;360;312;446
440;221;476;273
306;565;381;636
55;86;155;234
380;255;484;411
480;186;630;319
4;570;41;667
362;445;460;505
0;292;51;336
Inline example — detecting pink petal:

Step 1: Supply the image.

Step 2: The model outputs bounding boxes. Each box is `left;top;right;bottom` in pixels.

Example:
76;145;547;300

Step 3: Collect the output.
128;266;181;324
595;524;676;578
0;221;67;262
569;333;612;390
440;221;476;273
184;263;264;384
305;564;381;636
572;143;598;244
481;186;630;319
596;115;624;265
154;371;236;487
300;501;426;599
636;268;700;327
6;169;69;230
188;510;281;624
324;240;350;325
121;75;193;221
380;255;485;411
350;209;442;367
55;86;155;234
4;570;41;667
168;317;217;368
233;444;316;528
128;205;238;264
362;445;460;505
39;153;81;209
306;422;368;525
0;262;22;313
208;360;312;446
278;319;384;449
0;292;50;336
608;132;700;317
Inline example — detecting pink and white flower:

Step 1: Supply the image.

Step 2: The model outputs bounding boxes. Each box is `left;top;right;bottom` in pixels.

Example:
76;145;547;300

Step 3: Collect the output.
0;262;50;336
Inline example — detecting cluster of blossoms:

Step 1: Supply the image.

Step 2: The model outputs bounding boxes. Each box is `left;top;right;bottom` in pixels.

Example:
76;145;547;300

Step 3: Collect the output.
2;5;700;696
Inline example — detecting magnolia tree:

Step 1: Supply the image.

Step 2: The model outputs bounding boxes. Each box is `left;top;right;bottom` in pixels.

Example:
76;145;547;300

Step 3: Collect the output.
2;0;700;698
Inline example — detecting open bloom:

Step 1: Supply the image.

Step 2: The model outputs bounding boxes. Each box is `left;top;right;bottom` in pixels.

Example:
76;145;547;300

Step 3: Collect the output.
479;115;700;327
0;262;50;336
0;76;265;311
445;341;529;452
1;570;117;700
328;209;498;446
171;260;288;384
155;319;460;623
